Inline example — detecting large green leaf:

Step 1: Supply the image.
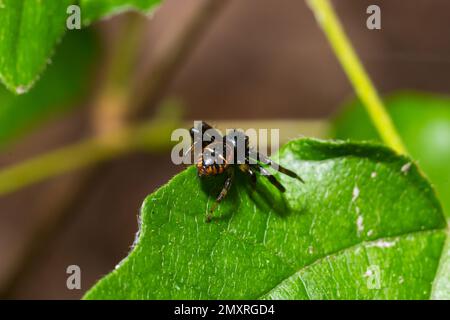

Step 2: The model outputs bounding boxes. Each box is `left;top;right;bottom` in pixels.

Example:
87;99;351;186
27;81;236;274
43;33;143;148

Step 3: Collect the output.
332;92;450;219
84;139;448;299
0;29;98;149
0;0;75;93
81;0;161;25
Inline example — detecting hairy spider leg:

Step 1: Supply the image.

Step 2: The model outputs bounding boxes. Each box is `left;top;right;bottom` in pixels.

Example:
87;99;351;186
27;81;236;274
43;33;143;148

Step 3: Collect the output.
183;140;200;163
239;164;257;189
206;168;234;223
251;164;286;193
249;149;305;183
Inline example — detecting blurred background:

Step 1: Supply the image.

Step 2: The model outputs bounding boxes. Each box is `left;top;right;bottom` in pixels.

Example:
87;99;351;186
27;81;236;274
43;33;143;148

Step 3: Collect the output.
0;0;450;299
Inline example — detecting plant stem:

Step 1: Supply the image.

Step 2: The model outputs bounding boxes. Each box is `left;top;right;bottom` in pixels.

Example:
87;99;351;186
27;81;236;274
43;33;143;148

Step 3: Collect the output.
0;115;180;197
307;0;407;155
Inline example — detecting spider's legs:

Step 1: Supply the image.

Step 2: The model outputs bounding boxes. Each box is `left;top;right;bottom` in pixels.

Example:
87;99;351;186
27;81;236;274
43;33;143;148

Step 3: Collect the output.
251;164;286;193
250;150;304;183
239;164;257;189
277;164;304;183
183;140;200;163
206;168;234;223
248;167;257;188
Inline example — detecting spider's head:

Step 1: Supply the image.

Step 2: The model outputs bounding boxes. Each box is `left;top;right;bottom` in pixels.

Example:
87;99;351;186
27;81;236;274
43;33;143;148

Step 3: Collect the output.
190;121;221;150
224;130;249;165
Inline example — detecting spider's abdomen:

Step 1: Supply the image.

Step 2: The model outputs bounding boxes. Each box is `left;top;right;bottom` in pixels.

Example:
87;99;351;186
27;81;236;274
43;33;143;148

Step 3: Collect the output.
197;161;227;177
196;152;228;176
196;141;234;177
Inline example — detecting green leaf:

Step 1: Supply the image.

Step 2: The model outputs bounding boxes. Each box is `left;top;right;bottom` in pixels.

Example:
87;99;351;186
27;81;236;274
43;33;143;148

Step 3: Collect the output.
0;0;75;93
80;0;161;25
0;0;161;94
332;92;450;299
332;91;450;219
432;236;450;299
0;29;98;149
84;139;448;299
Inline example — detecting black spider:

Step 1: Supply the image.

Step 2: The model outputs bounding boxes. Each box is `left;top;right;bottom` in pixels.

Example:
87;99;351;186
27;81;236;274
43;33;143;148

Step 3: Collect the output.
188;121;304;222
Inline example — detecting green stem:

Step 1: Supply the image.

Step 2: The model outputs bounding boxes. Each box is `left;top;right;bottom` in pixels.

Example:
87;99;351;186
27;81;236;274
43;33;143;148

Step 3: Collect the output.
0;116;180;197
307;0;407;155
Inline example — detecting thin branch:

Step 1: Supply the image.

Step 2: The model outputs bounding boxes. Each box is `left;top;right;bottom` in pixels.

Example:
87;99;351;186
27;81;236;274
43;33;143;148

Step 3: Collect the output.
0;116;181;197
128;0;230;120
307;0;408;155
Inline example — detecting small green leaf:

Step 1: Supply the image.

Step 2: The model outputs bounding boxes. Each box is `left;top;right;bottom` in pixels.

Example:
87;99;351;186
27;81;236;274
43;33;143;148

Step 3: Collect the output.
81;0;161;25
0;29;98;149
0;0;75;93
332;91;450;219
84;139;447;299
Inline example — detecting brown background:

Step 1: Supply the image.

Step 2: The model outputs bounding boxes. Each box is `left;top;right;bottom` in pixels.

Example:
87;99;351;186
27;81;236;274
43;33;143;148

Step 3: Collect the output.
0;0;449;299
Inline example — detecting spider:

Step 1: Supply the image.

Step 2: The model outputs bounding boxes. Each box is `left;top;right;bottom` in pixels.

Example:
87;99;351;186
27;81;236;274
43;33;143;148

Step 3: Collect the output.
188;121;304;222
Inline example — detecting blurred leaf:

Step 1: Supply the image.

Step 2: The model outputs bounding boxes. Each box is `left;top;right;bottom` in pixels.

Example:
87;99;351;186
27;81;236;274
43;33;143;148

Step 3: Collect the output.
0;29;98;149
0;0;75;93
332;91;450;219
84;139;447;299
0;0;161;93
81;0;161;25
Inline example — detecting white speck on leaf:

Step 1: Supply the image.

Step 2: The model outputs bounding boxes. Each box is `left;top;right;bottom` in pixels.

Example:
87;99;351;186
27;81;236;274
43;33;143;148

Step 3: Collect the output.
308;246;314;255
356;215;364;236
371;172;377;178
399;276;404;284
367;229;374;236
364;269;373;277
401;162;412;174
367;240;397;248
15;85;27;94
352;185;360;202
